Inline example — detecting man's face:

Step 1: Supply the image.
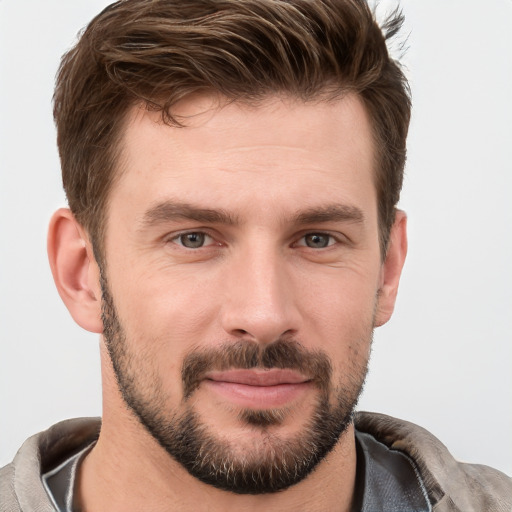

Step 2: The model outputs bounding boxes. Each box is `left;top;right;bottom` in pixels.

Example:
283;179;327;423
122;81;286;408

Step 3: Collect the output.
100;94;388;493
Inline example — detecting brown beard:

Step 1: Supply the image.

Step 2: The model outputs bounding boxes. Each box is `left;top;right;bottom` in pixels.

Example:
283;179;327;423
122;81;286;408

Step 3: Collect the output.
100;271;370;494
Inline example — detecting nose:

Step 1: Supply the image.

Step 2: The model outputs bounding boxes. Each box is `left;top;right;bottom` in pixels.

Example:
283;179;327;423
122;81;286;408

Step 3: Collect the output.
220;244;301;344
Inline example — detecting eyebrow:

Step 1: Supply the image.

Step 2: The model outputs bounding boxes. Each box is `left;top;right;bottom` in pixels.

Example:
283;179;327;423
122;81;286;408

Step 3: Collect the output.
293;204;365;225
139;201;239;229
138;200;364;230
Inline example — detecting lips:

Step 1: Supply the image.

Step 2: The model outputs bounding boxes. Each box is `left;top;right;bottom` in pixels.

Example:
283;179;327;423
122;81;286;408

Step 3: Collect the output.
206;369;310;386
202;369;313;408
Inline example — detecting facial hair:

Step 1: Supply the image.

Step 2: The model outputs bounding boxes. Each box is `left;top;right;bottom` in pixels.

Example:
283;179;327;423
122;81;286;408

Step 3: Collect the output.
100;272;371;494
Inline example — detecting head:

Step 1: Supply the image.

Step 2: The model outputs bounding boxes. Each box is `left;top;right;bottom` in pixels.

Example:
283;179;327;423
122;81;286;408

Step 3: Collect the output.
49;0;410;496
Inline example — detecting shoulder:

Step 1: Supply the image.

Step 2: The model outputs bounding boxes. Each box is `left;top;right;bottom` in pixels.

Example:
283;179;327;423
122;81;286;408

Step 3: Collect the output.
0;418;101;512
0;462;21;512
354;411;512;512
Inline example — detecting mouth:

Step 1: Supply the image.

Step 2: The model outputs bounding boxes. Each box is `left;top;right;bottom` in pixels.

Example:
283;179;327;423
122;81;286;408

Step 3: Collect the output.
202;369;313;409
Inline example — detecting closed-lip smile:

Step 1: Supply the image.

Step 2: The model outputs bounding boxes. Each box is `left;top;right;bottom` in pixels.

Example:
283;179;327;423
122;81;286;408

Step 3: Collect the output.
202;369;313;408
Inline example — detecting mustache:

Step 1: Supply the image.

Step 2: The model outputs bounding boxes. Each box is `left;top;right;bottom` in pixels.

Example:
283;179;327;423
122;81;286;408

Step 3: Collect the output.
182;339;332;399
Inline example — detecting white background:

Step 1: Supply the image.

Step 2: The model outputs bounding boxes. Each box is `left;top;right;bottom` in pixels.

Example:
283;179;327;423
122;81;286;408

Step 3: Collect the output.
1;1;511;475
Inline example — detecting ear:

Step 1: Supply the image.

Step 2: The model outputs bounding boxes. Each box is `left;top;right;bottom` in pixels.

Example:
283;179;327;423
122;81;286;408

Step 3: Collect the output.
374;210;408;327
47;208;103;333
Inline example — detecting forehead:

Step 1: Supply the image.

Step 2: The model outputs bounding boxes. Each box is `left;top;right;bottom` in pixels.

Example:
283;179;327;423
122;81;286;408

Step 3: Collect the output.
110;94;377;224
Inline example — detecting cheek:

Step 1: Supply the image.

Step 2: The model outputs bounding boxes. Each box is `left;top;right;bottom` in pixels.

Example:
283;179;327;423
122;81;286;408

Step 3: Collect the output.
299;264;380;321
111;262;221;351
297;269;378;360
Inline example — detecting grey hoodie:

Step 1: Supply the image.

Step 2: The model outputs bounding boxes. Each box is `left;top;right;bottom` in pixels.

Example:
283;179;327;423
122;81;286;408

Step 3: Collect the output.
1;413;511;511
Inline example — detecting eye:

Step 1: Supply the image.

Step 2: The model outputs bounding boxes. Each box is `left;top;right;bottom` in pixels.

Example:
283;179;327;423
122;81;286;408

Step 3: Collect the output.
298;233;336;249
173;232;214;249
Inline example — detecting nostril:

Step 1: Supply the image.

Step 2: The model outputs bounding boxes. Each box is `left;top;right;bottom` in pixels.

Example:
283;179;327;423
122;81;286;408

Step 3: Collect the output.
232;328;249;337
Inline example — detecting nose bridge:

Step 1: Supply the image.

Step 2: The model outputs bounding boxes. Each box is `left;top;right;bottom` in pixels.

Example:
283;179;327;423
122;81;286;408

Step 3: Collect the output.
220;238;299;343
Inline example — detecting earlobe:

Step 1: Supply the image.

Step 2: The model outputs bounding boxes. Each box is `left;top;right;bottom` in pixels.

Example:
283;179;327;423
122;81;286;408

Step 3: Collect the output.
374;210;408;327
47;208;103;333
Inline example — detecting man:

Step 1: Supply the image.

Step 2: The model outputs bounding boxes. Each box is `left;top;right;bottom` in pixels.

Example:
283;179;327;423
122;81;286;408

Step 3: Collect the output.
1;0;510;510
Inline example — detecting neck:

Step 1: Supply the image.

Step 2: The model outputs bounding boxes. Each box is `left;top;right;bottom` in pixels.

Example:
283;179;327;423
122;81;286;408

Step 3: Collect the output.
78;426;357;512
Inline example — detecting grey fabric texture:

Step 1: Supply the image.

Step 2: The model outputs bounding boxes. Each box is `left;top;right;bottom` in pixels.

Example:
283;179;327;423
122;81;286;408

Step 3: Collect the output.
1;413;510;511
355;431;431;511
42;444;94;512
354;412;512;512
1;418;100;512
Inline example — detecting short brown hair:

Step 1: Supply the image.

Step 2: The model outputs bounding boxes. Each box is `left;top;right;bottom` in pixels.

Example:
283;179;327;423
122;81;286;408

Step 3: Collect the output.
54;0;411;260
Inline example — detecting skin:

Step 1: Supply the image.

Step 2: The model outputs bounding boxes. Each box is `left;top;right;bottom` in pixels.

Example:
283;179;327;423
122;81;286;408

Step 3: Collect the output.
48;93;407;512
